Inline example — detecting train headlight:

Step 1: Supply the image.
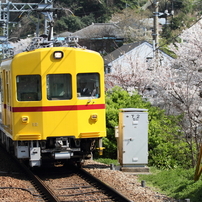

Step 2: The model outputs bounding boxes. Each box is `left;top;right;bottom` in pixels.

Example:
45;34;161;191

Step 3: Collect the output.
22;116;29;123
53;51;63;59
91;114;98;121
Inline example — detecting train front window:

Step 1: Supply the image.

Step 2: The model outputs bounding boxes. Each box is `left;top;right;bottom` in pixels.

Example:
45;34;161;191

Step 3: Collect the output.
47;74;72;100
77;73;100;99
16;75;41;101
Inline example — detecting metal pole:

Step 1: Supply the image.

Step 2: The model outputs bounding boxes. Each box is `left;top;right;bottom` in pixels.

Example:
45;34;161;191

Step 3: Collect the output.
44;0;53;36
153;0;159;58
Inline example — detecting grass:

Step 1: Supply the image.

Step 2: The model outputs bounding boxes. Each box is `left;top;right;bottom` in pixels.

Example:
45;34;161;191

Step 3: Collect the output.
94;158;120;166
139;167;202;202
95;158;202;202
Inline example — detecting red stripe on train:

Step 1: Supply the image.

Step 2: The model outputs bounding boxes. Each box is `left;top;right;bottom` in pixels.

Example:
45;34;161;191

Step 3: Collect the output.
11;104;105;112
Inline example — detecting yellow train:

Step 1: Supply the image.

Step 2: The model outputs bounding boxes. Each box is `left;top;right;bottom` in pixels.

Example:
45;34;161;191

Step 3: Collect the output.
0;47;106;167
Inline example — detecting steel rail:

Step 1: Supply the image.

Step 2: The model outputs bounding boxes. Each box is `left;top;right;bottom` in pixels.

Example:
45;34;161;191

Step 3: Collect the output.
77;167;133;202
8;154;60;202
1;143;133;202
18;162;60;202
0;144;59;202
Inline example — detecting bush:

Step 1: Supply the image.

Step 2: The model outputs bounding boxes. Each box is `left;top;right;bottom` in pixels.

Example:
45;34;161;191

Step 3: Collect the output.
104;87;192;169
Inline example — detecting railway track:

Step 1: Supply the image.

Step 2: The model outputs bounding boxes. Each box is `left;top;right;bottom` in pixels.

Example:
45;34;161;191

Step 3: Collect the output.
0;146;132;202
1;145;177;202
31;163;133;202
0;146;45;202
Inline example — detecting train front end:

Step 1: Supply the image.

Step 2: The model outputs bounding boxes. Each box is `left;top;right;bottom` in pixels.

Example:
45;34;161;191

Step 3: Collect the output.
0;47;106;167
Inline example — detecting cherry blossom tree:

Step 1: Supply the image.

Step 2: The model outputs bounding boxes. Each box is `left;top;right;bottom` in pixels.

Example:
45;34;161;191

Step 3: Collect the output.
105;19;202;166
157;20;202;166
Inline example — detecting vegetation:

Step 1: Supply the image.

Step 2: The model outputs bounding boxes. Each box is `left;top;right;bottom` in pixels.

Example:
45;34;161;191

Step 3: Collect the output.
94;158;202;201
95;158;119;166
9;0;202;45
139;167;202;202
103;87;193;169
6;0;202;198
160;0;202;45
11;0;145;37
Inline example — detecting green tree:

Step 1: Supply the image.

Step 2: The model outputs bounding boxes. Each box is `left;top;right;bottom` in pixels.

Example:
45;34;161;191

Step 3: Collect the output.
148;109;191;169
54;17;69;33
81;14;95;26
160;0;197;44
56;15;85;32
104;87;192;169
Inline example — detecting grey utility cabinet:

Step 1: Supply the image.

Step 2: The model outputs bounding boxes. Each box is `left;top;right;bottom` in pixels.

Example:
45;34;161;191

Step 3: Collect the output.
118;108;148;167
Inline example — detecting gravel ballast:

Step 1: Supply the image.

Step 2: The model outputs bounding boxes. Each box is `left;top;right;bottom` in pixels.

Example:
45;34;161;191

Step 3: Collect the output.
0;149;177;202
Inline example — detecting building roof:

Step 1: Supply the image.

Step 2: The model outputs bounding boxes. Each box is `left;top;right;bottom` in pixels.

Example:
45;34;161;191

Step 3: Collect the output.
104;41;149;64
104;41;173;64
58;23;123;39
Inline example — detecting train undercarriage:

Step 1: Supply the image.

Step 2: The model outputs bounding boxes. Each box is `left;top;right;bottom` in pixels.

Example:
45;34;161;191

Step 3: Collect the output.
0;130;103;167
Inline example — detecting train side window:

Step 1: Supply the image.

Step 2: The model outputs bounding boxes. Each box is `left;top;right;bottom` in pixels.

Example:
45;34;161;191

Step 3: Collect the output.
47;74;72;100
77;73;100;99
16;75;42;101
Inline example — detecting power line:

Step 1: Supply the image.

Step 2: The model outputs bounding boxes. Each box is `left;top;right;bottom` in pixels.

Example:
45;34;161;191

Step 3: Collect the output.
0;0;53;58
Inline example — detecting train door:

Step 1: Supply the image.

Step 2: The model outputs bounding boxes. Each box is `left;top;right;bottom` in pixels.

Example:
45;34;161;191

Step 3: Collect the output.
5;71;11;128
1;70;6;125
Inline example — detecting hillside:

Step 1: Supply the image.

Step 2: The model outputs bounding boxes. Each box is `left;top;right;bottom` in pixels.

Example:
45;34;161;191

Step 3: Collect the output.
6;1;198;41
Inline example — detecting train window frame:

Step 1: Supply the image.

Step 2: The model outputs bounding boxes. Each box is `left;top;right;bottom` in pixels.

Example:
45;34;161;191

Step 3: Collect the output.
77;73;100;99
46;74;72;100
16;75;42;101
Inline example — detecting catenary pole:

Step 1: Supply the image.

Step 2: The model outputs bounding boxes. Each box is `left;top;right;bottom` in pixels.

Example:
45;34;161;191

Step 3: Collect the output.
152;0;159;58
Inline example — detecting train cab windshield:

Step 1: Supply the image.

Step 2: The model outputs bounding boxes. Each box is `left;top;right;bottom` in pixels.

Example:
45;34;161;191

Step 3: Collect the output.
16;75;42;101
47;74;72;100
77;73;100;99
16;73;100;101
